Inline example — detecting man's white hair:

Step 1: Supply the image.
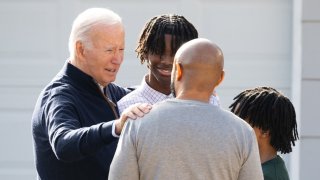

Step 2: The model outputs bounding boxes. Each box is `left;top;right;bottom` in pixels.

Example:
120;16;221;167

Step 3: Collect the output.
68;8;122;59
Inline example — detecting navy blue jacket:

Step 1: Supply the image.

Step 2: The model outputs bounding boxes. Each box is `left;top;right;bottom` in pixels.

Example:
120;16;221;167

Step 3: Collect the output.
32;62;129;180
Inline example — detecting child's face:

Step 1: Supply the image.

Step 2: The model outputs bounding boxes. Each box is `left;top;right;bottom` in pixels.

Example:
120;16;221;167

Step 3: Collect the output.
246;121;268;149
146;34;174;89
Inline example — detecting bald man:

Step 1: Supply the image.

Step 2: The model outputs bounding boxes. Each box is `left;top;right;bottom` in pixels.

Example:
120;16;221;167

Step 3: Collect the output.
109;38;263;180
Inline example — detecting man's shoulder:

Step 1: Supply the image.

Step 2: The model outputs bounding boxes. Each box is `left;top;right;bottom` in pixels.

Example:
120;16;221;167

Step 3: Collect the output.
117;89;148;106
226;110;252;129
107;83;130;99
116;86;147;114
196;105;253;133
43;76;74;97
108;83;127;92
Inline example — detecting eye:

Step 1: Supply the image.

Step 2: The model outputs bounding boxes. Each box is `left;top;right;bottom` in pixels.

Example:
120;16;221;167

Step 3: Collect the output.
105;49;114;54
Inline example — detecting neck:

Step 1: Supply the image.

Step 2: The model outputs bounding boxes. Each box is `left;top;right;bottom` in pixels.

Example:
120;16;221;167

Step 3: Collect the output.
69;57;77;66
145;75;171;95
176;91;211;103
70;57;85;75
259;144;277;164
69;58;108;87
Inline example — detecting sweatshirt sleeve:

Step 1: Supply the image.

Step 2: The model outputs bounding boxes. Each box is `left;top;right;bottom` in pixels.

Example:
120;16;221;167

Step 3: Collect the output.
109;120;140;180
45;95;117;162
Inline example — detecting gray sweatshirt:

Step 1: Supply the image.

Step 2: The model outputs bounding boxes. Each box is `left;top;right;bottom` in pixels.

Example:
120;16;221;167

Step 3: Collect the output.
109;99;263;180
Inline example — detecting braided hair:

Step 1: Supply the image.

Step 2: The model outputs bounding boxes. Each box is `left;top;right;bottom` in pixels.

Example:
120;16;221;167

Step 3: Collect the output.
136;14;198;64
229;86;299;154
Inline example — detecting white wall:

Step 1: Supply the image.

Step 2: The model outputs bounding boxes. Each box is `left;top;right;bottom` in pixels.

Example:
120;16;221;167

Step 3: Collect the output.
0;0;295;179
291;0;320;179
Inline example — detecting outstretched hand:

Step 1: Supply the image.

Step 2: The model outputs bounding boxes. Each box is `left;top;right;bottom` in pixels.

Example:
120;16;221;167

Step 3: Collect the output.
115;103;152;135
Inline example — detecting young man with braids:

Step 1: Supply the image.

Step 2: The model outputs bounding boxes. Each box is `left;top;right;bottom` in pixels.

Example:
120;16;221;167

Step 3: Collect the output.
117;14;219;114
229;86;299;180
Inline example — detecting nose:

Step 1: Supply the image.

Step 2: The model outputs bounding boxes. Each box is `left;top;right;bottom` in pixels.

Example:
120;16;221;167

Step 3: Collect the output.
161;55;174;64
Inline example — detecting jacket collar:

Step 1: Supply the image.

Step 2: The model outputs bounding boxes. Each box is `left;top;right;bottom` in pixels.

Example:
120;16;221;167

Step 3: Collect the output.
60;61;101;95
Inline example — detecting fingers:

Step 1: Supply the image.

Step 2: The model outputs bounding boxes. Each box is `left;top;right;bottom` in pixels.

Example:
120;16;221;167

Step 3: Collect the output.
137;103;152;114
115;103;152;135
123;110;138;120
122;103;152;120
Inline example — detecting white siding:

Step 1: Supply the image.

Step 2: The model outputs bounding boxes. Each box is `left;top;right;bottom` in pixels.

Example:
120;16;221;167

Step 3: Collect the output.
294;0;320;179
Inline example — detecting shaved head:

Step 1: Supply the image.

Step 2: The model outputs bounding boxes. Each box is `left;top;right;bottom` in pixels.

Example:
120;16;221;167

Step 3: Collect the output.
175;38;224;67
171;38;224;102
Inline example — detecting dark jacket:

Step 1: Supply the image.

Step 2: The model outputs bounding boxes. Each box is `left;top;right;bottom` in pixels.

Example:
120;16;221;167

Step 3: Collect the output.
31;62;129;180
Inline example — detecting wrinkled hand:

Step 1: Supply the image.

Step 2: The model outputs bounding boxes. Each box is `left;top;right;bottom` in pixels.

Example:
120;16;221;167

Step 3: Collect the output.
115;103;152;135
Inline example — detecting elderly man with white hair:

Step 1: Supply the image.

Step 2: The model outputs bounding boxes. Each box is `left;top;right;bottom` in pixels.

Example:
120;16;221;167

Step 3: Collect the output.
31;8;151;180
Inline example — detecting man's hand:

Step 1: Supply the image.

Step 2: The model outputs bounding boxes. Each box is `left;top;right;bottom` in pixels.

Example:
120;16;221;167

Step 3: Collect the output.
115;103;152;135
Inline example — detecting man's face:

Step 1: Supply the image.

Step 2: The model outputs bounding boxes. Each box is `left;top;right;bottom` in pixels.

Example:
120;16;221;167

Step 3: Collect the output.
146;34;174;89
243;117;262;148
82;23;125;86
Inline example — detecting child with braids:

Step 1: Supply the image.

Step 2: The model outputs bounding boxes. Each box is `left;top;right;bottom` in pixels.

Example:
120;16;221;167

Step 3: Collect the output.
229;86;299;180
117;14;219;114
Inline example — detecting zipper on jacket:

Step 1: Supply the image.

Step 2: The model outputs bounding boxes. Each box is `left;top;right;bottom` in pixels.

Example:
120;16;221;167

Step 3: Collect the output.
95;83;119;119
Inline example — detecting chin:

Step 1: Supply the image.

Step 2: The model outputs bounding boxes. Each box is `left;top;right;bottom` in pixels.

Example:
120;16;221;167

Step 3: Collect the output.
105;80;114;85
105;76;116;82
100;80;112;87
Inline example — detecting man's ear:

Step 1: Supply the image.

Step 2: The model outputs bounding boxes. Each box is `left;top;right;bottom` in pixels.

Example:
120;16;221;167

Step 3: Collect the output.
176;63;183;80
75;41;85;60
217;70;225;86
262;130;270;138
